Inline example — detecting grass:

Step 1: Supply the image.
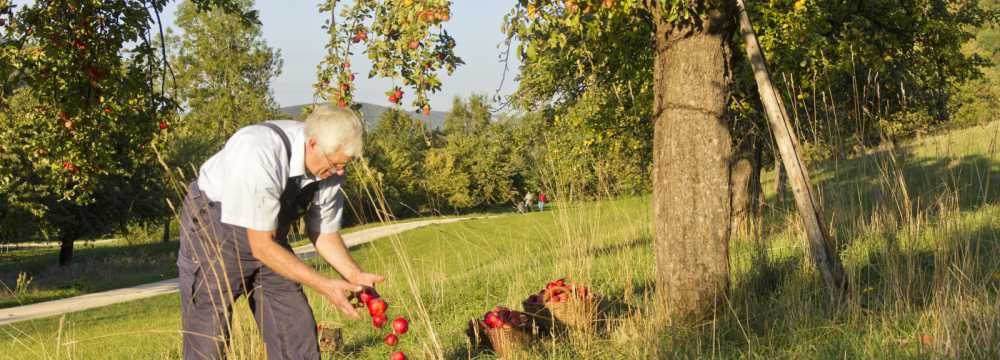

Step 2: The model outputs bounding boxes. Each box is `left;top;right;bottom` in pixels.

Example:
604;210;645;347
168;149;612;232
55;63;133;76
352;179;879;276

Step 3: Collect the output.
0;212;471;309
0;120;997;359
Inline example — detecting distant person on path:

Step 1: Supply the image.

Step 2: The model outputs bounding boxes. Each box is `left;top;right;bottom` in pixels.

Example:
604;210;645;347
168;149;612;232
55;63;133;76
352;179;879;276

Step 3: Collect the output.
177;105;383;360
538;192;546;211
524;191;535;212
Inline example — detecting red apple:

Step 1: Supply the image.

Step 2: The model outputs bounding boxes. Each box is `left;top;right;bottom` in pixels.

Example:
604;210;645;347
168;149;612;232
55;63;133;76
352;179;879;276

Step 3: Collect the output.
338;99;347;108
392;317;409;334
358;287;381;304
484;313;501;328
372;313;388;328
390;351;406;360
384;333;398;346
158;120;168;130
394;89;404;99
408;40;419;49
358;291;374;305
368;298;387;316
351;31;367;43
422;104;430;116
73;39;86;50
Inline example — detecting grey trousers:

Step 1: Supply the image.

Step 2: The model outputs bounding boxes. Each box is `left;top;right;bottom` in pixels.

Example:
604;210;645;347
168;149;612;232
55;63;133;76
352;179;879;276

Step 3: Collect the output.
178;182;319;360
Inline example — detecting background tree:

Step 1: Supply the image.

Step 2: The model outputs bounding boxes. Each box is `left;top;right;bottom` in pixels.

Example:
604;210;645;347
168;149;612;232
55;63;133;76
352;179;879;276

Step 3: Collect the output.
0;0;176;265
167;0;283;154
363;109;431;217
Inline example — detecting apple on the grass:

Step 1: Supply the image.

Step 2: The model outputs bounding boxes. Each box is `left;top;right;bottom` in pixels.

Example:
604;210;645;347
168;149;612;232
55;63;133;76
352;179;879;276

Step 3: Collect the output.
390;351;406;360
392;317;409;335
384;333;399;346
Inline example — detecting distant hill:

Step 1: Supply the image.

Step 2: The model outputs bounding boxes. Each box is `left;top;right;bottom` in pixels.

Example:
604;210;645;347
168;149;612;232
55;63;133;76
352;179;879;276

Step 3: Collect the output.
279;102;447;131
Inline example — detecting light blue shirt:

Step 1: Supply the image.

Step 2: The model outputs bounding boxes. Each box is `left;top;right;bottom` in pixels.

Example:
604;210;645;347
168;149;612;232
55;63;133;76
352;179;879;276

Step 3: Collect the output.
197;120;345;234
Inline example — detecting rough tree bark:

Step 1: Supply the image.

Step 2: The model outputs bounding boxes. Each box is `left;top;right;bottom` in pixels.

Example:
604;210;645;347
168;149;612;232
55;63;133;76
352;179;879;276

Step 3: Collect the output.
652;2;734;321
730;140;763;239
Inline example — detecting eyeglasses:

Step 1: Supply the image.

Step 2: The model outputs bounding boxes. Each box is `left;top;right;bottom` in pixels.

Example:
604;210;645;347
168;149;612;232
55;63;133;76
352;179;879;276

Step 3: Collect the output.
321;154;348;173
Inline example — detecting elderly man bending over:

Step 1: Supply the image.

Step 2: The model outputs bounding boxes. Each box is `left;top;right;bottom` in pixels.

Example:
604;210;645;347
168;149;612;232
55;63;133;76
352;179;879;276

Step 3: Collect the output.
177;105;383;359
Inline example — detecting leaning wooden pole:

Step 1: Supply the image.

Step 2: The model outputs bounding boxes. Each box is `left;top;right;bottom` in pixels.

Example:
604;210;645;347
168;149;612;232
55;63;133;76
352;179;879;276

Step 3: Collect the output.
735;0;848;300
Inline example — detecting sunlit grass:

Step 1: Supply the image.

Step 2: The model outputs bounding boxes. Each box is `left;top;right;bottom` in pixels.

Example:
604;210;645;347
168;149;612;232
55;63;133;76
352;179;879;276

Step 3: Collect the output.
0;120;997;359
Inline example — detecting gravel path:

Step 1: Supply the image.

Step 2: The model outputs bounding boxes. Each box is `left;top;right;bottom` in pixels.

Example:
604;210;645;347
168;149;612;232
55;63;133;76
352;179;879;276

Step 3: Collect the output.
0;217;471;326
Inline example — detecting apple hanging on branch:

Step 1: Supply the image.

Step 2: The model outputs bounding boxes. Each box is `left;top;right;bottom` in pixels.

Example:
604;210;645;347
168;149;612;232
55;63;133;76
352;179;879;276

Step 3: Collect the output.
315;0;463;113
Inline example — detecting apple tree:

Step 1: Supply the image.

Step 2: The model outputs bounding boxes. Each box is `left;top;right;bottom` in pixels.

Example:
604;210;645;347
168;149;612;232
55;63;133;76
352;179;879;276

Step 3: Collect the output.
0;0;245;265
312;0;738;322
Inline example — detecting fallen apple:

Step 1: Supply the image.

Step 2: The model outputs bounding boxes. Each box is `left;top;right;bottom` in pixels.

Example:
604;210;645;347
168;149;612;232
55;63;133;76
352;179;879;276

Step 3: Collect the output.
384;333;399;346
392;317;409;334
390;351;406;360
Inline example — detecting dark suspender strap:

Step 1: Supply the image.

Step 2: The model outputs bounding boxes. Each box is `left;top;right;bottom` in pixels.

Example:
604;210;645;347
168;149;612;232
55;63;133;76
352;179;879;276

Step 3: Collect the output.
258;122;292;163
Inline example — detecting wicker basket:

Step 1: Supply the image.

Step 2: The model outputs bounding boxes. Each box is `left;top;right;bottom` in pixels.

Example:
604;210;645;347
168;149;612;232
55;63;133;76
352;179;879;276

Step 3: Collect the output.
541;286;600;331
466;319;531;358
317;325;342;353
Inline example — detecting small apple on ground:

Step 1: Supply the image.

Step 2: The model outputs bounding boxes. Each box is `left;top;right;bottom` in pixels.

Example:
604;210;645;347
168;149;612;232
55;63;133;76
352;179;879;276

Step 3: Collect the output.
384;333;398;346
392;317;409;334
390;351;406;360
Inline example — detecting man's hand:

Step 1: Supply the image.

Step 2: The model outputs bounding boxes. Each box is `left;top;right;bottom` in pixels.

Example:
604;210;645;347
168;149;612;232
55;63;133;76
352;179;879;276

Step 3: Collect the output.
319;278;364;320
348;271;385;288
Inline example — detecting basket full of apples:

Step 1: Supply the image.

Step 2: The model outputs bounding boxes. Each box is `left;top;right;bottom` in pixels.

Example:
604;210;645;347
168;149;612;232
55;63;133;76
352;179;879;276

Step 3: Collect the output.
523;278;599;331
466;306;533;358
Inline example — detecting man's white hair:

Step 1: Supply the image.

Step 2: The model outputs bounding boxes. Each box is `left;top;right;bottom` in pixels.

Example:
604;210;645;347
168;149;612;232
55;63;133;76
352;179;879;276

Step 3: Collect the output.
304;105;364;157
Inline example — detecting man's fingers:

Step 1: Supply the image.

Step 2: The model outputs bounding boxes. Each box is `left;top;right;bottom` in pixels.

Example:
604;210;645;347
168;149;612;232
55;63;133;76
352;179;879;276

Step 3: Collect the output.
336;297;360;319
341;282;363;293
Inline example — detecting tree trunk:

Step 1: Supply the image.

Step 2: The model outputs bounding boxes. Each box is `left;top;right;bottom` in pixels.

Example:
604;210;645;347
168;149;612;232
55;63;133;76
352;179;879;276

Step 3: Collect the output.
58;233;75;267
161;215;171;243
750;141;764;216
731;139;763;240
774;155;787;203
652;3;733;322
730;155;753;240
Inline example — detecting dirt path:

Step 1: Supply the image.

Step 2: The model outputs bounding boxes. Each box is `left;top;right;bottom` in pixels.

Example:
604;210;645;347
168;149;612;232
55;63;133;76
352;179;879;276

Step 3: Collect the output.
0;217;472;326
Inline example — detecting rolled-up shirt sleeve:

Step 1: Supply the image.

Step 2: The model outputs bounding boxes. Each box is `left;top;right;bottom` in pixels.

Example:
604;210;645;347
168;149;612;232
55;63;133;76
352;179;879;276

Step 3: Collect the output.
307;177;345;235
218;135;285;232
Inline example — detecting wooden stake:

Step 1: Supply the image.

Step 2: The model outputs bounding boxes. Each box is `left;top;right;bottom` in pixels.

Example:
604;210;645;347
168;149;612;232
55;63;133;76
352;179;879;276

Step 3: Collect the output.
735;0;848;300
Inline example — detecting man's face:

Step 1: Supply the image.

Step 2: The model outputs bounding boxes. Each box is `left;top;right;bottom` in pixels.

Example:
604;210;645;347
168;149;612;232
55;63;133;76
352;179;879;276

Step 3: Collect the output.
306;138;351;180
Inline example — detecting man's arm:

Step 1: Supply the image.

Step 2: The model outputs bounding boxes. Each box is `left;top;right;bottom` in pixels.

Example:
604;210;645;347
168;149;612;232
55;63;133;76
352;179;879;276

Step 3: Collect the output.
246;228;361;319
310;231;385;287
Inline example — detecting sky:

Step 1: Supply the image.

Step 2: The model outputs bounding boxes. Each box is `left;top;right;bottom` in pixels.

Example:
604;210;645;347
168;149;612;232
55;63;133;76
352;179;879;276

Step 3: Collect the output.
160;1;522;112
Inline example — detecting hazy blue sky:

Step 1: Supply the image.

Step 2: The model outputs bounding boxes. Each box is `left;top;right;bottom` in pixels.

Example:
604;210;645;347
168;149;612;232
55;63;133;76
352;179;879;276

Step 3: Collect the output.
161;1;522;112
